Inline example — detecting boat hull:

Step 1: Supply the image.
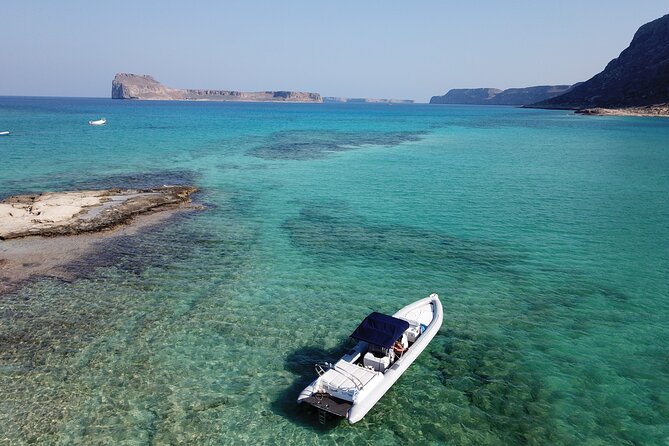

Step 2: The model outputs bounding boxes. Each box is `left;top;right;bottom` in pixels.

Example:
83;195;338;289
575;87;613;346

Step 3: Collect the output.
297;293;443;424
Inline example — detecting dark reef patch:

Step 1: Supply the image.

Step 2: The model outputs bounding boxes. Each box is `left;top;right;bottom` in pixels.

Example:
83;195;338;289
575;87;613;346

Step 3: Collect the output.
0;169;198;202
281;204;520;274
249;129;426;160
58;188;257;284
59;211;200;278
69;169;198;191
216;163;273;172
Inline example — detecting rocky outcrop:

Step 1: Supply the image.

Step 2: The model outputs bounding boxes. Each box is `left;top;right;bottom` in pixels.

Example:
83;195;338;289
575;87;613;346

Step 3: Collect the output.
0;186;197;239
111;73;322;102
430;85;573;105
111;74;185;100
574;104;669;117
323;97;415;104
534;14;669;109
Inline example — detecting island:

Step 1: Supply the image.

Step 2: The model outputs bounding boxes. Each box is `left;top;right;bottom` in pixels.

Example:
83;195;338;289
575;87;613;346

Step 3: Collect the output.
531;14;669;116
111;73;323;102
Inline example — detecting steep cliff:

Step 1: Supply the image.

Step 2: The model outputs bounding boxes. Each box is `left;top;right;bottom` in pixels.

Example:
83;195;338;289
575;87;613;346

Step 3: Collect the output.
430;85;572;105
111;74;322;102
534;14;669;109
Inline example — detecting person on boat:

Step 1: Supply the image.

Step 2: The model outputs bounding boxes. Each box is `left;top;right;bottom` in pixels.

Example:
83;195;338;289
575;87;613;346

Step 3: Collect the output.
393;339;406;357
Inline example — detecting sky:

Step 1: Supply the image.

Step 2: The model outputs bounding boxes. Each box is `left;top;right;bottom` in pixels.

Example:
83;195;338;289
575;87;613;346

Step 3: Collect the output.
1;0;668;102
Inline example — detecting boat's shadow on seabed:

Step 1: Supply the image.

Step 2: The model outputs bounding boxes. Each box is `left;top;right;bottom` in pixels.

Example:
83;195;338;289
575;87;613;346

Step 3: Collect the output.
271;343;352;430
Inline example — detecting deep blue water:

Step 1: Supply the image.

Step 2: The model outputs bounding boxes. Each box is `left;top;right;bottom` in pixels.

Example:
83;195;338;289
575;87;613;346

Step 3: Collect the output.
1;97;668;444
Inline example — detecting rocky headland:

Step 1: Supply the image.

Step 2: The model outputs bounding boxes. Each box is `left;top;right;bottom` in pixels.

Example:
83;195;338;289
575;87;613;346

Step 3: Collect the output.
532;14;669;113
429;85;574;106
112;73;322;102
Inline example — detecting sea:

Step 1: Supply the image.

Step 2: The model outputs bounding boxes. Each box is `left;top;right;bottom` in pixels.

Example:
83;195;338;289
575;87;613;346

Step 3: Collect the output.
0;97;668;445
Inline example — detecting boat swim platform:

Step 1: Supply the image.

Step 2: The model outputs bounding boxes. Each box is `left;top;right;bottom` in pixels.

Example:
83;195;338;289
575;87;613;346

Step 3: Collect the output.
303;394;352;417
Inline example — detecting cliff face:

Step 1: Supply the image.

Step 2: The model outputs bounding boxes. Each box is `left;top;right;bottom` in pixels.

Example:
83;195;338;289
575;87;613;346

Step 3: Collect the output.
111;74;323;102
430;85;572;105
535;14;669;109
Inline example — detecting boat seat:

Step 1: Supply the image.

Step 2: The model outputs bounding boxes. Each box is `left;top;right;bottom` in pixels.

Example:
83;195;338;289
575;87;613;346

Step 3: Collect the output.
363;351;391;372
368;343;388;356
318;360;379;402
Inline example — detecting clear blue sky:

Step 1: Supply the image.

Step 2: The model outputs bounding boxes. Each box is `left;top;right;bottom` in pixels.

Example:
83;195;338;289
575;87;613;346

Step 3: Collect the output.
2;0;667;101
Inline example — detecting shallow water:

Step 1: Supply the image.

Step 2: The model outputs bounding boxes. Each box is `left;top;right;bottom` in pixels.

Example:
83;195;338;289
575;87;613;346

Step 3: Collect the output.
0;98;668;444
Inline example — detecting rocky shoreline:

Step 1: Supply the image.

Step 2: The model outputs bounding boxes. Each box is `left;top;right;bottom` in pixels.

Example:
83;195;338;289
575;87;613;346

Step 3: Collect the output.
574;104;669;117
0;185;197;240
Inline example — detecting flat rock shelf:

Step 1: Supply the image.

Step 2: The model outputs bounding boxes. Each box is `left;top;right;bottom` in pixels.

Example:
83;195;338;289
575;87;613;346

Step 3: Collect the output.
0;185;197;240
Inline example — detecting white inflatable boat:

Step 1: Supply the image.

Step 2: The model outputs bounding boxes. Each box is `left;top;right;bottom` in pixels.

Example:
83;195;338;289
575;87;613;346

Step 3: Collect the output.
88;118;106;126
297;293;443;424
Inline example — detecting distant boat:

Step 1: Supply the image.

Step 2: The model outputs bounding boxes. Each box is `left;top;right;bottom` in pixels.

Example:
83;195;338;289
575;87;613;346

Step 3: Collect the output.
297;293;443;424
88;118;106;126
0;131;10;136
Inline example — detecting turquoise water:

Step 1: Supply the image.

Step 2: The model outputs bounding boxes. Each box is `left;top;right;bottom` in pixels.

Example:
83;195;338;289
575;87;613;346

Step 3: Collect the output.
1;97;668;445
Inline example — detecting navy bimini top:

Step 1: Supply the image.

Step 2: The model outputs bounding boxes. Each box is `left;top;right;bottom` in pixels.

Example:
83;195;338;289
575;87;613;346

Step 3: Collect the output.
350;312;410;348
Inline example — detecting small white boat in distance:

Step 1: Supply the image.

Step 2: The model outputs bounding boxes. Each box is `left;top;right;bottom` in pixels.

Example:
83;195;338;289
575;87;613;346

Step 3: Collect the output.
0;131;10;136
297;293;443;424
88;118;106;126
